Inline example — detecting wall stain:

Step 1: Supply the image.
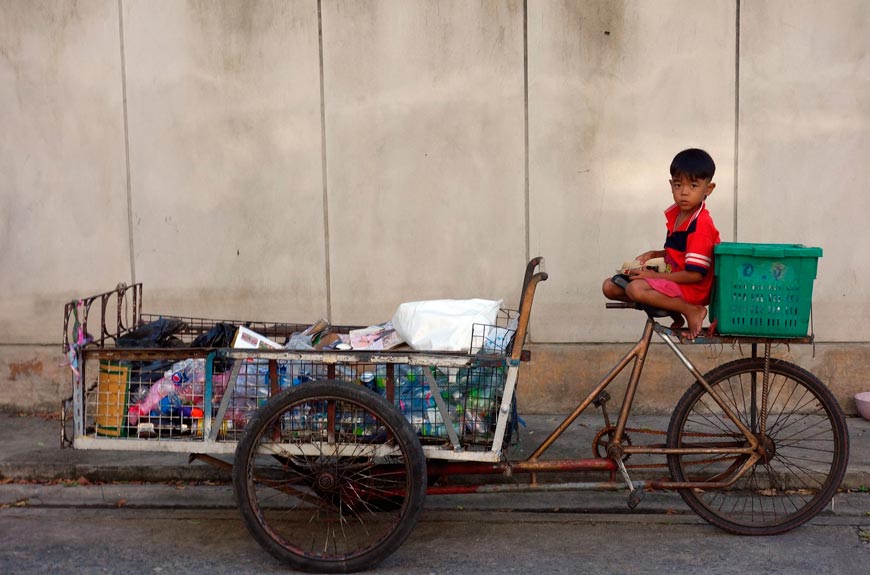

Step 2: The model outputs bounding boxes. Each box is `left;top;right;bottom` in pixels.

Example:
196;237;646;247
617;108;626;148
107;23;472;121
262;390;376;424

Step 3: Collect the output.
186;0;290;74
545;0;627;68
1;0;86;96
9;358;44;382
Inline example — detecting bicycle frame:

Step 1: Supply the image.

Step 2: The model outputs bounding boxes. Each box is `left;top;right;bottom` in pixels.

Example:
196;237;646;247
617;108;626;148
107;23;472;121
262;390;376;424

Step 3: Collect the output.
427;308;811;493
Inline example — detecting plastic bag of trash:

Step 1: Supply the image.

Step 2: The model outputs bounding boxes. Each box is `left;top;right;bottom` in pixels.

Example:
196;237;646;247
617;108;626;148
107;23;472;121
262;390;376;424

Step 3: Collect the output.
391;299;502;352
116;317;187;348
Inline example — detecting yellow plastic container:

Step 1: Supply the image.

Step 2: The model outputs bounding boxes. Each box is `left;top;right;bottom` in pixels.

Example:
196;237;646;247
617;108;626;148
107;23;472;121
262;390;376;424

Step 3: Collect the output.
95;363;130;437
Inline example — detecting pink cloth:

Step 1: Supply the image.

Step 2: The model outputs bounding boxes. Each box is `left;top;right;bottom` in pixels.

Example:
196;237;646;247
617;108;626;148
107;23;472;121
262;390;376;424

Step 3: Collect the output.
641;278;683;298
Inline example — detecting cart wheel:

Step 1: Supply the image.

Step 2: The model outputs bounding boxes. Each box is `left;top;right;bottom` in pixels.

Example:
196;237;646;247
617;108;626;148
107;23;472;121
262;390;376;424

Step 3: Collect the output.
233;380;426;574
667;358;849;535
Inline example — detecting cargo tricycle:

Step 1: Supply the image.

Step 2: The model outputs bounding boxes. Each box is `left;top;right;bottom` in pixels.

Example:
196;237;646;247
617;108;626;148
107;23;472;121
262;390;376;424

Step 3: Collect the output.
61;254;848;573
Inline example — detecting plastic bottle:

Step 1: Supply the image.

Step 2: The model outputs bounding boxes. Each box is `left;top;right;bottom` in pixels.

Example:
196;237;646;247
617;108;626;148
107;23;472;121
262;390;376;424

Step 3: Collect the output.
159;393;182;416
186;406;204;435
374;364;388;396
395;367;426;432
166;358;197;384
127;378;176;425
360;371;376;391
279;360;315;389
236;360;270;407
277;362;289;388
293;373;312;386
167;358;206;404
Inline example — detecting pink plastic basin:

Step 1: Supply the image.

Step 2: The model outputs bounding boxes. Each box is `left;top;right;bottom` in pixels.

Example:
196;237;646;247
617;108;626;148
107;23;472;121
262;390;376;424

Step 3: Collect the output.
855;392;870;421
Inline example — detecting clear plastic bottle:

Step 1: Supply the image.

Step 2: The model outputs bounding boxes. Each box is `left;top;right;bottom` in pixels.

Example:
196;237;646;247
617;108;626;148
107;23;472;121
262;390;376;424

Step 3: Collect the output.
395;365;424;431
373;364;388;396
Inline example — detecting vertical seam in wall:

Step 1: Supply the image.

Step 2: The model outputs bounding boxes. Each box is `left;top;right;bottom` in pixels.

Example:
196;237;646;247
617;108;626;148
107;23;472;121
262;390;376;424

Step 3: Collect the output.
317;0;332;321
523;0;532;341
523;0;530;265
733;0;740;242
119;0;136;283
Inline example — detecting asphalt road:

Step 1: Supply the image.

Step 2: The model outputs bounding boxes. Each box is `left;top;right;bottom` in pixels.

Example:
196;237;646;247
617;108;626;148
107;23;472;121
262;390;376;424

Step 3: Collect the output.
2;487;869;575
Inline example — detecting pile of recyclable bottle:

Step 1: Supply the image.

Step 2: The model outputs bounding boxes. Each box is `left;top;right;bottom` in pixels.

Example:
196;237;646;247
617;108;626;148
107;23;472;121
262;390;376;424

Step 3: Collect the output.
126;358;210;436
124;358;505;443
278;363;505;443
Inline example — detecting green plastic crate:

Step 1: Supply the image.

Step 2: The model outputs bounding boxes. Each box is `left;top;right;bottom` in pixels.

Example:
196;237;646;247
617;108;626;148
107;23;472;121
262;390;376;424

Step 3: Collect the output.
710;243;822;337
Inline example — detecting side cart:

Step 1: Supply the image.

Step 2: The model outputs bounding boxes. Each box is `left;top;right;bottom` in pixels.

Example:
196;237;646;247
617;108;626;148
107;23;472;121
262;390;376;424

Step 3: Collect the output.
62;258;549;573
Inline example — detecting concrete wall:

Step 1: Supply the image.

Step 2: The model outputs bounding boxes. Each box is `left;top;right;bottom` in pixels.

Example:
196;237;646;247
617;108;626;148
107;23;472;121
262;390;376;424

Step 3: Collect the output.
528;0;737;342
738;1;870;338
2;1;870;413
1;0;131;344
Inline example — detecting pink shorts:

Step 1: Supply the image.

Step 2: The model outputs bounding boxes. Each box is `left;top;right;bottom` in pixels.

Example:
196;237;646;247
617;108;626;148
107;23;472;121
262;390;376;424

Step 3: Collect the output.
641;278;683;299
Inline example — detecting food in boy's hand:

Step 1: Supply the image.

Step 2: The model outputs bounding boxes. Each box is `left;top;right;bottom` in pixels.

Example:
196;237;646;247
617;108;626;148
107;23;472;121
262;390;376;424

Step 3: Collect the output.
620;257;666;274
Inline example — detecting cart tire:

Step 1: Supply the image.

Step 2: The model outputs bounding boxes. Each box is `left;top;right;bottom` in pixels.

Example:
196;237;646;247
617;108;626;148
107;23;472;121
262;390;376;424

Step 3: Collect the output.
667;358;849;535
233;380;426;573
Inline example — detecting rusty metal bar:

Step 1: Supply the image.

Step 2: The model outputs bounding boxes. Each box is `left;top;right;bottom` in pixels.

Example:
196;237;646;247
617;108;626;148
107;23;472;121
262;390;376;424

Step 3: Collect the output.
526;322;653;461
423;368;462;451
189;453;233;472
268;359;279;398
516;256;543;320
646;452;762;490
62;302;73;353
611;319;656;446
81;348;212;361
623;446;755;456
652;322;813;346
751;343;758;432
510;258;548;362
386;363;395;402
760;342;772;436
326;400;336;444
656;329;759;450
427;457;617;478
426;480;634;496
62;283;144;352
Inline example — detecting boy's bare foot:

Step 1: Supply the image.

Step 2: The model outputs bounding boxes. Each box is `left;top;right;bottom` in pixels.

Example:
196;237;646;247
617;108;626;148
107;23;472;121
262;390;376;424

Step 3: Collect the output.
669;313;685;330
685;305;708;339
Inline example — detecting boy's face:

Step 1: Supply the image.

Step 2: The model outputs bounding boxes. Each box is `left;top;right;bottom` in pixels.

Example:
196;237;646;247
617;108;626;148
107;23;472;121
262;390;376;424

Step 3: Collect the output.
669;174;714;213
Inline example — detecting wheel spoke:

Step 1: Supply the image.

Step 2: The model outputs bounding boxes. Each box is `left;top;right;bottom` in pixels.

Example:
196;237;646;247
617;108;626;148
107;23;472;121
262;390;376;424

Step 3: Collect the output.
233;381;426;572
667;358;848;535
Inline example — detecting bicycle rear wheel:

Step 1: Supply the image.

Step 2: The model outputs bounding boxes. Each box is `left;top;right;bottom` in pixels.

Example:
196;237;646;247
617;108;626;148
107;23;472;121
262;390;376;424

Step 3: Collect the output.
233;381;426;573
667;358;848;535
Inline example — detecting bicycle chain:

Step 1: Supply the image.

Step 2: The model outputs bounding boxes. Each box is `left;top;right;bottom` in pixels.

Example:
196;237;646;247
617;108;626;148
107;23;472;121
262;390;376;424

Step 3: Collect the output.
591;426;742;469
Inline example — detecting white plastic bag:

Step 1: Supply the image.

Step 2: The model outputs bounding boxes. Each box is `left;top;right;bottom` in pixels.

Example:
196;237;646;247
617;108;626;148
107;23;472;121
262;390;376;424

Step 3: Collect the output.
391;299;502;351
480;315;519;353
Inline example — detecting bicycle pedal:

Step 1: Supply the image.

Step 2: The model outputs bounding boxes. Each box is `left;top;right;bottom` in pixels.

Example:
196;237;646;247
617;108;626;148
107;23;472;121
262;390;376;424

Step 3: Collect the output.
626;484;645;510
593;391;611;408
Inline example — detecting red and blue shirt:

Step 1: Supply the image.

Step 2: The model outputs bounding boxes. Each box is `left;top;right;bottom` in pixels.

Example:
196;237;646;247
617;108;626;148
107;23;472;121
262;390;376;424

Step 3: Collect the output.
663;202;720;305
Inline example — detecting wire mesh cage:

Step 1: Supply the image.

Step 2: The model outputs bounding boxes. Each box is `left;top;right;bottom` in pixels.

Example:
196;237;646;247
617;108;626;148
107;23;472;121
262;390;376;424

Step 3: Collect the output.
71;288;521;449
83;353;512;447
469;308;518;355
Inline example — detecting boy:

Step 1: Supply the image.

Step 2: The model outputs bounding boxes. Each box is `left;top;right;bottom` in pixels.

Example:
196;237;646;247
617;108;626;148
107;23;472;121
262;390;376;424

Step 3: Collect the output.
602;148;721;339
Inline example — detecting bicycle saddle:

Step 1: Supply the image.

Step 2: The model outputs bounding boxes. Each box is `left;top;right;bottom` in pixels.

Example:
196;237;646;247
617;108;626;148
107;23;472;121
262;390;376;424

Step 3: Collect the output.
610;274;671;319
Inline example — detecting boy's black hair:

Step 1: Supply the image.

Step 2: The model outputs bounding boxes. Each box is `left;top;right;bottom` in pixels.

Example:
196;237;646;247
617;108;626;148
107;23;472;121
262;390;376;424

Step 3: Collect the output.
670;148;716;181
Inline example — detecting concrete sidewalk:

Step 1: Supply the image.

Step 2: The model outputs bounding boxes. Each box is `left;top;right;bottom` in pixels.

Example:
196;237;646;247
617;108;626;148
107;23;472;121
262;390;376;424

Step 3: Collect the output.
1;411;868;490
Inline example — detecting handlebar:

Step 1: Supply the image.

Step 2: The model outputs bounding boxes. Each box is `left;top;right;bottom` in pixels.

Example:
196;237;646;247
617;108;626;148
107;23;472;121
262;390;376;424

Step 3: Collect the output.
511;257;548;361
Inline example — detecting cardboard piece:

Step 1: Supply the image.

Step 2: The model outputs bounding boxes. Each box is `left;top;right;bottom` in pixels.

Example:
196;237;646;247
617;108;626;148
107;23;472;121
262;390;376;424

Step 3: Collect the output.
349;322;404;350
232;326;283;350
314;332;342;350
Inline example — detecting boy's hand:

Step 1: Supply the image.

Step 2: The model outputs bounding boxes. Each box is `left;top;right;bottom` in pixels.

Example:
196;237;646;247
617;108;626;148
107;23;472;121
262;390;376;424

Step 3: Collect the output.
628;268;659;280
636;251;660;265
